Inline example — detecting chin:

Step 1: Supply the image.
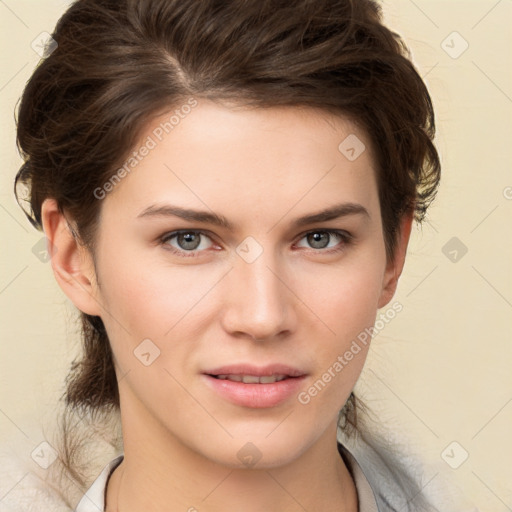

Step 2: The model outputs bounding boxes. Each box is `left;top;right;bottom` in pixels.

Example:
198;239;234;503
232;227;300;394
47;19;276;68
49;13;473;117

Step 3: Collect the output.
194;429;314;470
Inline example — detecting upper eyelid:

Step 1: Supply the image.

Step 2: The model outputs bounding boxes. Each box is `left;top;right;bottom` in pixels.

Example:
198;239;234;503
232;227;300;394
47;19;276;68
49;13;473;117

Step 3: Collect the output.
294;227;351;239
160;229;218;243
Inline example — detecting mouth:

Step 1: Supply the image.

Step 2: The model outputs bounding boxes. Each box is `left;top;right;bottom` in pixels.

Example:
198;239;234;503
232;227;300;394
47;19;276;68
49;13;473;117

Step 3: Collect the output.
202;364;307;408
210;374;291;384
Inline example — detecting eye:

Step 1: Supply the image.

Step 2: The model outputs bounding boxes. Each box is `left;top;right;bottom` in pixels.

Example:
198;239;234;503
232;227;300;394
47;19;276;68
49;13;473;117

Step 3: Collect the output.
295;229;352;253
159;228;353;258
160;230;215;257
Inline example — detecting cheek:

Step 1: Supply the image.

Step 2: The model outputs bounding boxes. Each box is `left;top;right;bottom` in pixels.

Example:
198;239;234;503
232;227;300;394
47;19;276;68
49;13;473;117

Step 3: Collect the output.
292;252;385;399
298;254;385;341
97;250;216;336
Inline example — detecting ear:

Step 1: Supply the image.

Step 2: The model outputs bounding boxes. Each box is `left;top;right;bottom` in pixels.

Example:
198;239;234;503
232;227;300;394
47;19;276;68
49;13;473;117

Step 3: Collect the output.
41;198;103;316
377;211;414;309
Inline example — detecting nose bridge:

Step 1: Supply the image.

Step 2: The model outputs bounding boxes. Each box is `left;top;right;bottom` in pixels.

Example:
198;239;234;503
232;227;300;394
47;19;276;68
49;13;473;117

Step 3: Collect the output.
222;241;294;340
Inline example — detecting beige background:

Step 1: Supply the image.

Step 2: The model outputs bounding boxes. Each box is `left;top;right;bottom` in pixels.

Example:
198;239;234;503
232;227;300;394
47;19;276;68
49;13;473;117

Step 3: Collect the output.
1;0;511;510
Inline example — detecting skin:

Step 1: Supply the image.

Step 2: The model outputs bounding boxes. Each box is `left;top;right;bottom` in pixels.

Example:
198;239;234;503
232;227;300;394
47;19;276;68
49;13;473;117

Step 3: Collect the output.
42;99;412;511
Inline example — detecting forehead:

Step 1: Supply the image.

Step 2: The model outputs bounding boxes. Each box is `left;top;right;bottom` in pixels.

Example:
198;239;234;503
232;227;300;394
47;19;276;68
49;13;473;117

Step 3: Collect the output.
100;99;379;226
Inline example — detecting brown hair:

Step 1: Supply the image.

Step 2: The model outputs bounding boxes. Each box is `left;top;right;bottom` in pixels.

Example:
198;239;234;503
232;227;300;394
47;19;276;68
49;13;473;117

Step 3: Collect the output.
14;0;440;498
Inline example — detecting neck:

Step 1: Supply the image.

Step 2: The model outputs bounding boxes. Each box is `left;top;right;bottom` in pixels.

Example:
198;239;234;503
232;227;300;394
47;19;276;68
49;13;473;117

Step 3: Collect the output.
106;398;358;512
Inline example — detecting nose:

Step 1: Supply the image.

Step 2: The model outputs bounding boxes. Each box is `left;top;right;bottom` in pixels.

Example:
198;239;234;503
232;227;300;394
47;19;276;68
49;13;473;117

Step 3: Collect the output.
220;250;297;342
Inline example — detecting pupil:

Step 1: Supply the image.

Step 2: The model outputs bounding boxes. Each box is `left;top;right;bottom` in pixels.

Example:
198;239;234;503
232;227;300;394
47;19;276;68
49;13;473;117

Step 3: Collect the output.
180;232;200;249
309;232;328;249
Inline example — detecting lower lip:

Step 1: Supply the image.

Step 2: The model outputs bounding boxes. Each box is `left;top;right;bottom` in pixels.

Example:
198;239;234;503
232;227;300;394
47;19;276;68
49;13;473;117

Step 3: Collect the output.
203;375;306;408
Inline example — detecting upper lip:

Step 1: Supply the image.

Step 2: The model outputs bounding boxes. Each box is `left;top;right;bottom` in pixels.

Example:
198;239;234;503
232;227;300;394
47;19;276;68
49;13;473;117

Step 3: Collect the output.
203;364;307;378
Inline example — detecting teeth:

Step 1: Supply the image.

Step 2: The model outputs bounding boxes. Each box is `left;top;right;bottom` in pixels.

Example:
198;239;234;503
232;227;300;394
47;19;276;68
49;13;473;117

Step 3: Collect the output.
215;374;288;383
242;375;260;384
259;375;281;384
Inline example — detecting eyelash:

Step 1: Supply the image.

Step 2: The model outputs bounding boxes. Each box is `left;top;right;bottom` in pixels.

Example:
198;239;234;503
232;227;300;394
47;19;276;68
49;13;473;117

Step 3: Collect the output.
159;229;353;258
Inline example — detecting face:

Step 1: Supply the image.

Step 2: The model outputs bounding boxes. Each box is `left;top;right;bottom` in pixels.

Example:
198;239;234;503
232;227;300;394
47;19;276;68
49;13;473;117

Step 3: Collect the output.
63;99;404;469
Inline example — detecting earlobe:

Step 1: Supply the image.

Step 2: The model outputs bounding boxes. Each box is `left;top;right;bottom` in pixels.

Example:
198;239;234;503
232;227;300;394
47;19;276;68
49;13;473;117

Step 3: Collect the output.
41;198;102;316
377;212;414;309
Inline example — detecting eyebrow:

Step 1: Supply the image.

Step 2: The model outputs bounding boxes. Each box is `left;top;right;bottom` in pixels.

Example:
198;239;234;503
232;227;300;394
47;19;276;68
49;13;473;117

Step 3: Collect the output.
137;202;370;230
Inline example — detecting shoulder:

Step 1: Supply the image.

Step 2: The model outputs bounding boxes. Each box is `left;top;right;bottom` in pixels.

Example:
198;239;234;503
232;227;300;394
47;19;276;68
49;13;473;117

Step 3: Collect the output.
0;420;118;512
0;449;72;512
338;421;473;512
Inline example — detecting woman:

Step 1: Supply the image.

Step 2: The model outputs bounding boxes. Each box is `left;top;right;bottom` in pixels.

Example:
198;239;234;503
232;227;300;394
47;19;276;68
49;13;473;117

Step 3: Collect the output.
14;0;444;510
